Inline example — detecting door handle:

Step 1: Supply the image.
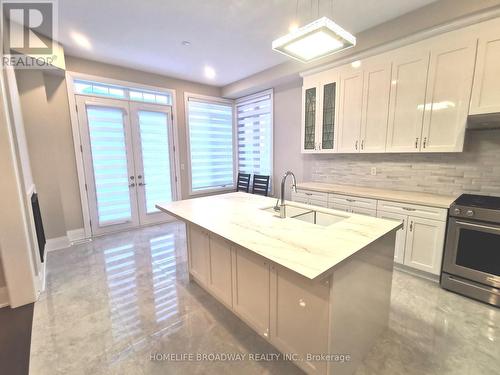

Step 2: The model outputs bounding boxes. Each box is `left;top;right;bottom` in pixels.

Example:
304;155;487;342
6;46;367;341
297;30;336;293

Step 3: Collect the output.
138;182;147;186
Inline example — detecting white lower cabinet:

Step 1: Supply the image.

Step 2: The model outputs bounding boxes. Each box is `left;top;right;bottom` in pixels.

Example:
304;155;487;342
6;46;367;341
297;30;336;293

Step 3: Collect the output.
208;235;233;308
232;246;271;338
377;210;446;274
377;211;408;264
270;265;330;374
404;216;446;275
188;225;210;286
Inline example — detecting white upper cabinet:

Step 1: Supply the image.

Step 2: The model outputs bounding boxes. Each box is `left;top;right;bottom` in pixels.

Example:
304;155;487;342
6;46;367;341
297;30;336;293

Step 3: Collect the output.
386;48;430;152
301;70;339;153
470;22;500;115
317;70;340;152
421;36;477;152
337;65;364;153
301;17;500;154
360;60;392;153
301;75;320;153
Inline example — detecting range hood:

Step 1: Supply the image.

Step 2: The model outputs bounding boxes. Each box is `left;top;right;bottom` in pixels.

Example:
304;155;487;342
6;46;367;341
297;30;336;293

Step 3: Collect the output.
467;113;500;130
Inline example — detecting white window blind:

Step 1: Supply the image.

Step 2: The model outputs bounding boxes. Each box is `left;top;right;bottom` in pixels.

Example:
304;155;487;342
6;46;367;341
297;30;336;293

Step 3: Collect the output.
236;90;273;184
86;106;132;225
187;97;234;193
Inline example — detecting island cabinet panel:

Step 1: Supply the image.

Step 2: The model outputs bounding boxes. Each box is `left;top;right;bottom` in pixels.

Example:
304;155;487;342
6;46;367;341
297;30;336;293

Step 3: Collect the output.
188;225;210;286
270;265;330;374
232;247;271;338
208;235;233;308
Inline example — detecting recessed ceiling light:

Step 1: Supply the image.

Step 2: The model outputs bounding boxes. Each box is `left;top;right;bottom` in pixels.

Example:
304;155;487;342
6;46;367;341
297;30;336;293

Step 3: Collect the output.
70;31;92;50
182;41;191;46
272;17;356;62
204;66;216;79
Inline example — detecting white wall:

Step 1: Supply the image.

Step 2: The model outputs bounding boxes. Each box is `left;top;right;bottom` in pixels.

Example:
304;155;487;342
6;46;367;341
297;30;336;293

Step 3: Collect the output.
273;81;310;198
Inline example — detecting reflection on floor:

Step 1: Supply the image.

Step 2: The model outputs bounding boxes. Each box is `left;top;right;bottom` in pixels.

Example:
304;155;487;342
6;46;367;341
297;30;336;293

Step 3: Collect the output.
30;222;499;375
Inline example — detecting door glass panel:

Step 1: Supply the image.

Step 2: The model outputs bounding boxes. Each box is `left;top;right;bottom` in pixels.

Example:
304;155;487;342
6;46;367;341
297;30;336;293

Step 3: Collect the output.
138;110;173;213
322;83;336;149
304;88;316;150
456;228;500;276
87;106;132;225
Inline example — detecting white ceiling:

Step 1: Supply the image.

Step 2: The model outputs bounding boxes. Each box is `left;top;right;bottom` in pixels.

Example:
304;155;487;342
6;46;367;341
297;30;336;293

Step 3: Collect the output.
56;0;438;86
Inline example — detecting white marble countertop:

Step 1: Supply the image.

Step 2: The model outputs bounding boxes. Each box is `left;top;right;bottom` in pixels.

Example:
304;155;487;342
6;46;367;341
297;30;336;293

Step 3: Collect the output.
297;182;457;208
157;192;401;280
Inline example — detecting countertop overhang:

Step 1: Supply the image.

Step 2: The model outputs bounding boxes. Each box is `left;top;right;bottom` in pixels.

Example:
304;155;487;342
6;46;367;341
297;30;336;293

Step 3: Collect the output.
157;192;401;280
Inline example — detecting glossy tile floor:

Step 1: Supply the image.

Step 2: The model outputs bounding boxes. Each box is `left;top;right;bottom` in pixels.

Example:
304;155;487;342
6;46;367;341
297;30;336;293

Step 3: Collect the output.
30;222;499;375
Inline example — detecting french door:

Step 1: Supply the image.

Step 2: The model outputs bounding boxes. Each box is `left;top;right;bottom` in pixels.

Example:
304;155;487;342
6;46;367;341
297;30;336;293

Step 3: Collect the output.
76;96;177;235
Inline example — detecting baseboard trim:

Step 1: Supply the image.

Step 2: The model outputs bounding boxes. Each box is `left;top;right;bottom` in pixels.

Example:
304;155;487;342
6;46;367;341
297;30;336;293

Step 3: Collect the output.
45;236;70;252
0;287;9;308
45;228;88;252
67;228;86;244
394;263;440;283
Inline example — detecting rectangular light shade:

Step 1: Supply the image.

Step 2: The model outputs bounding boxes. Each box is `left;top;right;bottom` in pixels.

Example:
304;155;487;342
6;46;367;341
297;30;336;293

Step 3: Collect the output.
272;17;356;62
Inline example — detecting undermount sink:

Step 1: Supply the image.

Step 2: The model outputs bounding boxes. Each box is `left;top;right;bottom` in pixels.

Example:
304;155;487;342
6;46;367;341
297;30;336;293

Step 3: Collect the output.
261;204;346;227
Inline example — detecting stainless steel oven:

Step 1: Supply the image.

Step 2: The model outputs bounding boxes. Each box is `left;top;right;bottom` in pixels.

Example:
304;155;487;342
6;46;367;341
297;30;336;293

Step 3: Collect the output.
441;194;500;307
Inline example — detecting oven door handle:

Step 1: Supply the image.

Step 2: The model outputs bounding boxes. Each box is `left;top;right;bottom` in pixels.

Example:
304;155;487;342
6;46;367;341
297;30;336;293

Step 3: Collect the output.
455;220;500;233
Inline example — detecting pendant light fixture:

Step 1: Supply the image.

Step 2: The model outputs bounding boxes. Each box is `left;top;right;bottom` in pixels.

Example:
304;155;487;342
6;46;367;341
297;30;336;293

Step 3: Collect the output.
272;0;356;63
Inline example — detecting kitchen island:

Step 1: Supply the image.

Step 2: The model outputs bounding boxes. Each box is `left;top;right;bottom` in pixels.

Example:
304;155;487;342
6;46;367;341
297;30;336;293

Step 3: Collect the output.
157;192;401;375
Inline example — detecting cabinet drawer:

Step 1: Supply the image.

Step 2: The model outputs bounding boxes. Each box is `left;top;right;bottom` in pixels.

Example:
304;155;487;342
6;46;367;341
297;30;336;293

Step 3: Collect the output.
351;207;377;217
308;198;328;208
330;194;377;210
329;202;351;213
297;189;328;201
377;200;447;221
291;192;308;204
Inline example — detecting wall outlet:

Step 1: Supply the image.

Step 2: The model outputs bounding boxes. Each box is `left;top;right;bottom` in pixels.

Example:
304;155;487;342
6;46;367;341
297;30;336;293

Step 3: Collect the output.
370;167;377;176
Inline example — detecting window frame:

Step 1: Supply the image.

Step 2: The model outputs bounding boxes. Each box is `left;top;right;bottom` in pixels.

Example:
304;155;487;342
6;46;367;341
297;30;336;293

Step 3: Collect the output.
184;92;237;196
235;89;274;194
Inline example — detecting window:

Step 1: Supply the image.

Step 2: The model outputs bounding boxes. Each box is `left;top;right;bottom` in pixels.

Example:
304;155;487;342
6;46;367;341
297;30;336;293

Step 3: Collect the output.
74;80;172;105
236;90;273;187
186;95;234;194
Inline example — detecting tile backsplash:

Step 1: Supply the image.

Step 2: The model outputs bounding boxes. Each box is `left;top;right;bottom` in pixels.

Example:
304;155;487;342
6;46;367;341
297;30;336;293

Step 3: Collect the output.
309;129;500;197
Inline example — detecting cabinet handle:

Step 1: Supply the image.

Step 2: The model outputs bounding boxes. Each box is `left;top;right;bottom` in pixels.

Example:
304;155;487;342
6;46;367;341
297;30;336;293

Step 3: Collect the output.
355;140;358;150
403;207;416;211
129;183;136;188
409;221;413;232
415;137;419;149
423;137;427;149
361;140;364;150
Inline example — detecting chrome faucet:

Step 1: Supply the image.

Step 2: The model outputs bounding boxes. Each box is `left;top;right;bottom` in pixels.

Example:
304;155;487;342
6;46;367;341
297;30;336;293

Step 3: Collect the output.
274;171;297;218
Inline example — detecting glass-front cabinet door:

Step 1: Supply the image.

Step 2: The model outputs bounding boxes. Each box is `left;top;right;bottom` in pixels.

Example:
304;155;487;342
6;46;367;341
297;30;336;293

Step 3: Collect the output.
301;70;339;153
302;82;318;152
320;78;338;151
